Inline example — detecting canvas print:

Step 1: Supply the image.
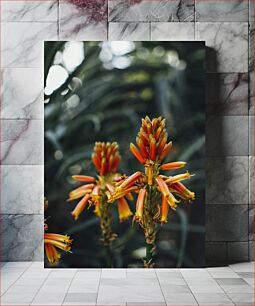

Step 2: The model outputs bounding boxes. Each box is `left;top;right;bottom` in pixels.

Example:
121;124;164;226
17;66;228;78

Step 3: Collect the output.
44;41;205;268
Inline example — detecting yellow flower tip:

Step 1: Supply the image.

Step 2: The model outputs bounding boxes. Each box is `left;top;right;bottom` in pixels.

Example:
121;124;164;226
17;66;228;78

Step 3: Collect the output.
118;197;133;222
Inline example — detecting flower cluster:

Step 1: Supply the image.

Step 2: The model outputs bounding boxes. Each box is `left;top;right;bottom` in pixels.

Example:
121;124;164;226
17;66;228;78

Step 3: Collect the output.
44;200;72;265
68;142;132;245
108;116;195;264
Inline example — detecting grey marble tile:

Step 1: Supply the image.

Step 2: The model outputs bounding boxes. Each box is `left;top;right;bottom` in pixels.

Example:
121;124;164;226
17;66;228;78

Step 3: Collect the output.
192;293;233;305
196;0;248;22
249;25;254;114
250;0;254;22
1;119;43;165
206;205;248;241
206;116;248;156
206;73;248;116
59;1;107;40
249;204;254;240
2;22;58;68
206;157;248;205
195;22;248;73
227;242;249;262
205;242;227;263
64;293;97;303
1;0;58;22
109;22;150;40
0;214;43;261
249;157;254;205
1;165;43;214
108;0;195;22
151;22;194;40
227;292;254;305
249;241;254;260
249;116;254;155
1;68;43;119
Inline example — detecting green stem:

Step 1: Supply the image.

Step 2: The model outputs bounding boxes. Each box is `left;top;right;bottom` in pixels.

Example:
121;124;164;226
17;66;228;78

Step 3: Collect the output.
146;242;154;263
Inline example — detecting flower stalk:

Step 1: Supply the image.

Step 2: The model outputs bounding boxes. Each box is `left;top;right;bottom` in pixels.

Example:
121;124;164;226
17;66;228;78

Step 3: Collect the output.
109;116;195;267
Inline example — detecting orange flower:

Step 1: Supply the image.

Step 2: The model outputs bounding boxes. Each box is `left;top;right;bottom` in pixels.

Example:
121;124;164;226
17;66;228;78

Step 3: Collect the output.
117;197;133;222
44;200;73;265
68;142;133;246
135;188;147;221
109;116;195;242
44;233;72;264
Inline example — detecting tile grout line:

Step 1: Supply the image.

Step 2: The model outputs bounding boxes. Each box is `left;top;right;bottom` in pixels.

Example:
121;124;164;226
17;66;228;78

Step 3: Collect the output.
61;268;78;305
178;268;199;305
29;266;53;305
154;269;167;306
207;266;240;305
95;268;102;305
1;262;33;296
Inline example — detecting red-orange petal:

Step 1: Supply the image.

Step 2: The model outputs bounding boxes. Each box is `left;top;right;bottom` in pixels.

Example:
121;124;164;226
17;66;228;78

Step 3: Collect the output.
130;143;145;164
72;175;95;183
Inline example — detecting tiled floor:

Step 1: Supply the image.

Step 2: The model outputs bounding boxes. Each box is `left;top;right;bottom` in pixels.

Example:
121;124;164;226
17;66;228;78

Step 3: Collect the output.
0;262;254;305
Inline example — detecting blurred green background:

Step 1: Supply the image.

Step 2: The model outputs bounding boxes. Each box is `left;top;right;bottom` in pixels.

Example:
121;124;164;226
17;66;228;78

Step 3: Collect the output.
44;41;205;268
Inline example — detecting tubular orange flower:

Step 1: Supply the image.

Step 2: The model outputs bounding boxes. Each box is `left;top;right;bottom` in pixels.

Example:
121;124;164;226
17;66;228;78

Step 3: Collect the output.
68;142;133;250
71;194;90;220
108;116;195;267
118;171;142;189
44;200;72;265
160;196;169;223
130;143;145;164
159;141;172;161
72;175;95;183
165;171;191;184
160;162;187;171
117;197;133;222
135;189;147;221
45;244;61;264
170;182;195;200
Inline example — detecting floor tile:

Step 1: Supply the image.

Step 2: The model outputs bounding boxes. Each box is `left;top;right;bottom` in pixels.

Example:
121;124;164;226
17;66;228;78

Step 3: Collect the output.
163;293;198;305
64;292;97;303
207;267;240;278
215;278;248;285
227;292;254;305
230;262;254;272
193;292;234;305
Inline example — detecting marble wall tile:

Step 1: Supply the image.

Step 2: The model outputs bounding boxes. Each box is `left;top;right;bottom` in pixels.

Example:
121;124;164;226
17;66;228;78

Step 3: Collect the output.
249;116;254;155
109;22;150;40
205;242;227;263
206;73;248;116
250;0;254;22
108;0;195;22
1;165;43;214
249;241;254;260
195;22;248;73
1;214;43;261
248;205;254;241
196;0;248;22
206;116;248;156
227;242;249;262
206;205;248;241
249;25;254;114
1;68;43;119
1;0;58;22
206;157;249;205
59;1;107;40
1;119;43;165
2;22;58;68
151;22;195;40
249;156;254;205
